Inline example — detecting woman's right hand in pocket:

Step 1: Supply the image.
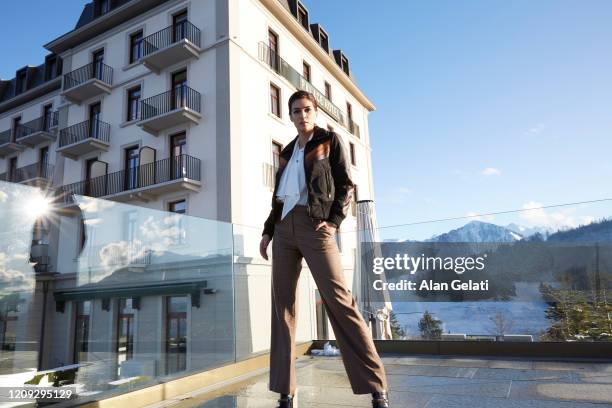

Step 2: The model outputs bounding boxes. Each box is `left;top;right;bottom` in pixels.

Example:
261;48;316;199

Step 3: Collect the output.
260;234;271;260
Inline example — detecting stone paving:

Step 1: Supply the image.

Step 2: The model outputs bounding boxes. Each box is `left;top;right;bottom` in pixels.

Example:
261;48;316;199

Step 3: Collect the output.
151;354;612;408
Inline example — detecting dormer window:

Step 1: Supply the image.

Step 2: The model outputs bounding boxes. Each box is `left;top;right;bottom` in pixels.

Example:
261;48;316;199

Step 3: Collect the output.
333;50;350;76
319;31;329;53
297;3;309;30
15;70;27;95
95;0;111;17
341;55;349;75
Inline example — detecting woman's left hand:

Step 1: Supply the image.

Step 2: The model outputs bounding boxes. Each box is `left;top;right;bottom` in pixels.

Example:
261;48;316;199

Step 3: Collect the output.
315;220;336;234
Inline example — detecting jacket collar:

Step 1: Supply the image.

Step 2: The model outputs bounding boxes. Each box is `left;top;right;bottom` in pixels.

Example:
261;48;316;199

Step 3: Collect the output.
282;126;327;159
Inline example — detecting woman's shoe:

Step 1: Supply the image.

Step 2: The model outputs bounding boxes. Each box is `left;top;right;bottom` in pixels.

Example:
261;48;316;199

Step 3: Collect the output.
276;393;293;408
371;390;389;408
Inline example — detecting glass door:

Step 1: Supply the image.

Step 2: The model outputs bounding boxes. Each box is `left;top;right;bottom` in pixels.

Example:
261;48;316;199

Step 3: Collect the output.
170;133;186;179
172;11;188;43
39;147;49;178
171;70;187;110
92;49;105;80
165;296;187;375
89;102;101;140
124;146;139;190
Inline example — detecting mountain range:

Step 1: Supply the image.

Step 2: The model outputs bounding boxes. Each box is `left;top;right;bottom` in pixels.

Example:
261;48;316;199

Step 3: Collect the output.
415;218;612;243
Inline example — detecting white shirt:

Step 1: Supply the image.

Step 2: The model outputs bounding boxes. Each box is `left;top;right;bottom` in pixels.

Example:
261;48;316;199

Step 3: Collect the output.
276;133;313;220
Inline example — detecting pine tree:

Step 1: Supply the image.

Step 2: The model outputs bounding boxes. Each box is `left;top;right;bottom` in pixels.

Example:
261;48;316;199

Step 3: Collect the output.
388;310;406;339
418;311;442;340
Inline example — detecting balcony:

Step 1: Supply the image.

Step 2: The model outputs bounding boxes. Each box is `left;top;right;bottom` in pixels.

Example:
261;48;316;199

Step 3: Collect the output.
141;21;202;73
0;162;54;186
0;129;26;157
61;62;113;104
15;112;58;146
137;86;201;135
57;119;110;159
60;154;201;202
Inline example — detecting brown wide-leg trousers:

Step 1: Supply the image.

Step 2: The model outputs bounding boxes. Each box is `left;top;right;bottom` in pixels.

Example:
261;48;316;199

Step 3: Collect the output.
269;204;388;395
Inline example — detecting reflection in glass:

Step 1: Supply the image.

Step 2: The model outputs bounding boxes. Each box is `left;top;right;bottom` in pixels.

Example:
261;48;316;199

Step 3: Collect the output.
74;300;91;364
165;296;187;375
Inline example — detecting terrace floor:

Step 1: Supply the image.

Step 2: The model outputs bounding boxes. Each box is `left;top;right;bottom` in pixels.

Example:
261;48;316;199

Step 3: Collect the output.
146;354;612;408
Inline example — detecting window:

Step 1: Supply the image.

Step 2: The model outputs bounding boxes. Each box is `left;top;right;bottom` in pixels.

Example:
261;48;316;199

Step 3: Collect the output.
73;301;91;363
8;157;17;183
45;56;59;81
92;49;105;81
15;70;27;95
169;199;186;245
272;141;282;170
169;199;186;214
39;147;50;177
324;81;332;100
346;102;353;121
125;146;139;190
165;296;187;375
171;69;187;110
170;132;187;179
116;298;135;377
127;86;141;121
297;3;309;30
42;104;53;131
341;55;350;75
172;10;188;42
351;184;359;216
129;31;143;63
320;31;329;53
268;29;279;70
96;0;111;17
12;117;21;141
89;102;102;139
270;83;281;118
302;61;311;82
349;142;356;166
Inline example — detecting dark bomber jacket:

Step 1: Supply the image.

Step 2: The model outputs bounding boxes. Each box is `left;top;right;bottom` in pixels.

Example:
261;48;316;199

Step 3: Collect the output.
262;126;355;238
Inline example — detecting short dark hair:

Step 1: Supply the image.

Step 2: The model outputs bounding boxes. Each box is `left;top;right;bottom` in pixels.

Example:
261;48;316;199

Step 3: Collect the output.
288;90;318;112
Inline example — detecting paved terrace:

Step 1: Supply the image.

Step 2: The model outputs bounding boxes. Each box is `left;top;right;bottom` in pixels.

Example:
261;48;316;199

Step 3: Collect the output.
147;354;612;408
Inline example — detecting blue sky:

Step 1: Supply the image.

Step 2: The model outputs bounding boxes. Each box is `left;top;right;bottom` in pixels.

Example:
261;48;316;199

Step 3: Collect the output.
1;1;610;240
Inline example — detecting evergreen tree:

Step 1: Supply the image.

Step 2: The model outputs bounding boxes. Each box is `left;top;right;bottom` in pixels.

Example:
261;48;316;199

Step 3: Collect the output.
418;311;442;340
388;310;406;339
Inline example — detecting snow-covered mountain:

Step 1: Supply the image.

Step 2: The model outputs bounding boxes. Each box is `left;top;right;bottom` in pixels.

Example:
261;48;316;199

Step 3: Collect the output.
505;223;552;239
427;220;523;243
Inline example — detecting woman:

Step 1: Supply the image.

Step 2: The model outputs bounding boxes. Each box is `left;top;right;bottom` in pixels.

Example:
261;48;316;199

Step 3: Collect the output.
260;90;390;408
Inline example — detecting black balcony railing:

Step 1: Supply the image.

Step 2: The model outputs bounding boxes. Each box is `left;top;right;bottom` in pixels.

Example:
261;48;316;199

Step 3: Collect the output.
0;163;54;183
142;21;201;56
60;154;201;198
15;162;54;182
63;62;113;90
0;129;11;145
140;86;201;120
59;119;110;148
15;112;59;141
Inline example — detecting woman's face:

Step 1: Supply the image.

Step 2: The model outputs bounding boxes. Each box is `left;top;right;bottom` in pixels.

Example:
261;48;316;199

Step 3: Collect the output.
289;97;317;133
